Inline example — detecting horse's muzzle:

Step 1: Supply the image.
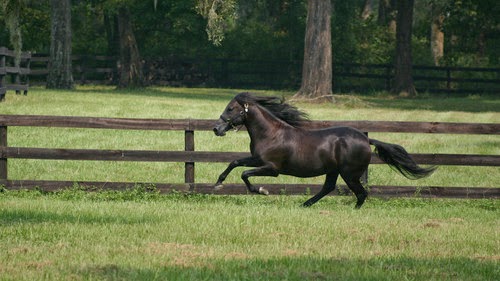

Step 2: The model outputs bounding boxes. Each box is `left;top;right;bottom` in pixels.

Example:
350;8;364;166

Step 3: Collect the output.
213;120;228;136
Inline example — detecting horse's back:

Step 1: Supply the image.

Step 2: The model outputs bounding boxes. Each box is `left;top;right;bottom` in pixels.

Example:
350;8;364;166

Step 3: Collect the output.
311;126;368;140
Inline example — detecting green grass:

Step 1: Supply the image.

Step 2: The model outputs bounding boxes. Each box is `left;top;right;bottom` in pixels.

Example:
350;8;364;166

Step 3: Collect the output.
1;190;499;281
1;86;498;187
1;87;499;280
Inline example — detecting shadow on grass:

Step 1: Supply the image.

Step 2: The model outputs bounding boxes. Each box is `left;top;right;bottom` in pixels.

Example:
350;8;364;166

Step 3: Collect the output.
70;86;257;103
79;256;498;281
52;86;500;113
361;94;500;113
0;208;159;225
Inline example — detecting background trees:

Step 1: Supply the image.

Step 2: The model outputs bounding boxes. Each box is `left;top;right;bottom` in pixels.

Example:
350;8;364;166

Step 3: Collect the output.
295;0;332;100
46;0;74;89
0;0;497;90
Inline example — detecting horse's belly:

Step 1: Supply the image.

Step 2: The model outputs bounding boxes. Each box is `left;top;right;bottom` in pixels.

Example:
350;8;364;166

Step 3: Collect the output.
279;157;334;177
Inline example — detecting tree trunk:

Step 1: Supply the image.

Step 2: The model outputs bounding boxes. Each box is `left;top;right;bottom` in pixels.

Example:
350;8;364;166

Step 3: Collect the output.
47;0;74;89
378;0;396;33
117;6;144;88
430;10;444;66
361;0;373;20
392;0;416;97
294;0;332;101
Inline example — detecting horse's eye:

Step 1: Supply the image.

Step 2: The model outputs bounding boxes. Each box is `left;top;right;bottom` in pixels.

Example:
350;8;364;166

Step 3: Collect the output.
227;108;233;112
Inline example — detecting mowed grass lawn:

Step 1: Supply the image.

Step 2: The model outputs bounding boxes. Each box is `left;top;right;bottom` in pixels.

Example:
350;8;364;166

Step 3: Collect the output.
0;87;499;280
1;191;499;280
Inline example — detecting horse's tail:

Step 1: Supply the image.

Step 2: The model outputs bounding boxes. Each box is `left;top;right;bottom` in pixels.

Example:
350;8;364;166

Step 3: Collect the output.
369;139;437;179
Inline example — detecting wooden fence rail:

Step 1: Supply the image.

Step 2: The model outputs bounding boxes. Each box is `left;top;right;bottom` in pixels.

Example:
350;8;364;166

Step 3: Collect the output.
0;114;499;198
0;47;31;101
28;55;500;94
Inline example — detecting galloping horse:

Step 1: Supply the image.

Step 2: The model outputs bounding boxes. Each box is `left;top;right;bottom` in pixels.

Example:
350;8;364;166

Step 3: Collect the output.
213;92;436;208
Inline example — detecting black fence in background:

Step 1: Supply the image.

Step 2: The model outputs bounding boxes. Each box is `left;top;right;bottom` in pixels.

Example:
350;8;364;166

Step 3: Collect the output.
29;55;499;94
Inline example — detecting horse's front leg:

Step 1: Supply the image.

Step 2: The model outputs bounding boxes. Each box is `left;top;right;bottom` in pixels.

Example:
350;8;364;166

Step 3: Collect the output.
215;156;263;190
241;164;279;195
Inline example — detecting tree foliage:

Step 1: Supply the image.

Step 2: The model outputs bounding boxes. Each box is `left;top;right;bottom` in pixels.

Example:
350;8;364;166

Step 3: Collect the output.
1;0;24;66
195;0;237;45
0;0;498;90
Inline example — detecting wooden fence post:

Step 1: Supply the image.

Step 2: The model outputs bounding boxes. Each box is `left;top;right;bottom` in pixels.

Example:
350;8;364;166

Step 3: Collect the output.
184;129;195;185
0;51;5;101
0;126;7;180
446;68;451;93
385;64;391;91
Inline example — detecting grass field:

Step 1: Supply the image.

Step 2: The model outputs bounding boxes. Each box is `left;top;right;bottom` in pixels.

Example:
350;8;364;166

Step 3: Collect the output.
1;190;499;280
0;87;499;280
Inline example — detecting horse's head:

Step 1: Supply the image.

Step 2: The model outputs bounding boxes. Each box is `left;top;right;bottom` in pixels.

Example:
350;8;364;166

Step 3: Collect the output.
213;94;250;136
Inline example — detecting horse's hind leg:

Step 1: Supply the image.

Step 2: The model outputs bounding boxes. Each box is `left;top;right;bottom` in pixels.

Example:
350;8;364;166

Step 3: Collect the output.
341;173;368;209
303;172;338;207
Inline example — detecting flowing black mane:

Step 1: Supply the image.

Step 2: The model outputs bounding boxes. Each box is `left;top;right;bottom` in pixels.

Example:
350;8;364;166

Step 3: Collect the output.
235;92;310;127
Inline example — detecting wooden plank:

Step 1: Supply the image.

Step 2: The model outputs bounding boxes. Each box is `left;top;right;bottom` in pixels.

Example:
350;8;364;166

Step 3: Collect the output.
306;120;500;134
2;147;498;166
0;115;214;131
6;85;28;91
0;115;498;134
0;47;31;59
185;130;195;183
2;180;498;199
0;126;6;179
0;147;250;163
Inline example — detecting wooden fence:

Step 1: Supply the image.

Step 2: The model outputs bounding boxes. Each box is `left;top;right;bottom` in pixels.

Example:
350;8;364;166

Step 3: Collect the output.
30;55;115;85
28;55;500;94
0;47;31;101
0;115;499;198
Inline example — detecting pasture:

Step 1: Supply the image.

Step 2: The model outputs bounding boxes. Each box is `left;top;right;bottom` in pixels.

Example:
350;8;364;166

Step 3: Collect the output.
0;87;499;280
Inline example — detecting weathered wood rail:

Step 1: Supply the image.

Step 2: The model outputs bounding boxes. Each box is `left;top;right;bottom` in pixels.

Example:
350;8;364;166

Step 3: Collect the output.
0;115;499;198
0;47;31;101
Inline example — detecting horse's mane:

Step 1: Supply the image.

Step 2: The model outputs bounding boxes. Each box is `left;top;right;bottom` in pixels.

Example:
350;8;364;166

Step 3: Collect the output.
235;92;310;127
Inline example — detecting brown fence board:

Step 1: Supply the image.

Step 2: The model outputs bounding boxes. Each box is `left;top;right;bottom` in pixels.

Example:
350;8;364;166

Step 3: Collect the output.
2;180;498;199
1;115;499;134
2;147;499;166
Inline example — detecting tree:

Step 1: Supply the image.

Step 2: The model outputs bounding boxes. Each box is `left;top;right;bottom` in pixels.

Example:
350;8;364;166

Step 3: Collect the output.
294;0;332;101
361;0;373;20
430;4;444;66
196;0;237;46
392;0;416;97
378;0;396;33
47;0;73;89
116;6;144;88
2;0;23;67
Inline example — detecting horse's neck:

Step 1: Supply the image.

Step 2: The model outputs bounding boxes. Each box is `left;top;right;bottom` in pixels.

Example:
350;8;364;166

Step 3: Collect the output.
245;106;289;140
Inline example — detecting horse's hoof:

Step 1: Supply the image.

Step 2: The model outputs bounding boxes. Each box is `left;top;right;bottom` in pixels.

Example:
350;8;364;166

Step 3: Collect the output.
258;187;269;195
214;184;224;190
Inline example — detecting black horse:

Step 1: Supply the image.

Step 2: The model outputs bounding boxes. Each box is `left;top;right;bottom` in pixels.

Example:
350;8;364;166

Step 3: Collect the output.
213;92;436;208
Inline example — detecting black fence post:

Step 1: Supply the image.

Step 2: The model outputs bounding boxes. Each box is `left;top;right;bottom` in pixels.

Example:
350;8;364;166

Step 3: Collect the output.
0;126;7;180
184;129;195;186
385;64;391;91
446;68;452;93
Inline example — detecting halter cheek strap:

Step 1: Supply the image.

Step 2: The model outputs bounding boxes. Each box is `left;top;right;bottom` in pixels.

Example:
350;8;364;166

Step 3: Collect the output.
223;103;249;132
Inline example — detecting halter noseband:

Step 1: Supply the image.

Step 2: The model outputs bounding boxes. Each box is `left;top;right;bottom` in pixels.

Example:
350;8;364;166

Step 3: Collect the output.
221;103;249;132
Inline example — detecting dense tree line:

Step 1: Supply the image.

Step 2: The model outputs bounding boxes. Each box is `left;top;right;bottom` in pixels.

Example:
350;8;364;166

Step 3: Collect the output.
1;0;498;94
